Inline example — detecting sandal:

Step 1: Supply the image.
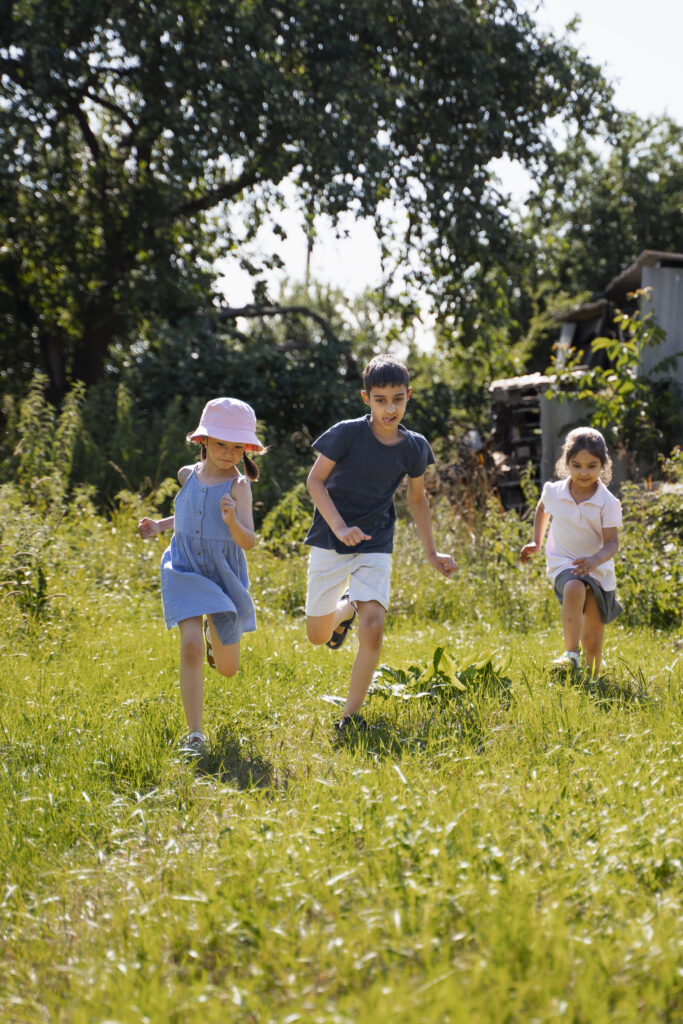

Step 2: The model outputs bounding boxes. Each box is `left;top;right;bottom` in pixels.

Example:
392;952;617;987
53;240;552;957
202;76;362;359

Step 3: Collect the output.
204;617;216;670
326;592;357;650
335;713;367;732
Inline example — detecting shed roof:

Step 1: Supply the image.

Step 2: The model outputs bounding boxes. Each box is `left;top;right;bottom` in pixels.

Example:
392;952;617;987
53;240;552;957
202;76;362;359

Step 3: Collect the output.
605;249;683;300
554;250;683;323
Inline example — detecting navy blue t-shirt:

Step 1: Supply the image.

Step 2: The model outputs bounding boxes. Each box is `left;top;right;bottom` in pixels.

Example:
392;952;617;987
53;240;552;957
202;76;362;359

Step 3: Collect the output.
304;415;435;554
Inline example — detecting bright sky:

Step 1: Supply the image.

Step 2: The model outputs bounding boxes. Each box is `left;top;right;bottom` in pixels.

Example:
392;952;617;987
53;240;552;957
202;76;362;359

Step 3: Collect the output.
218;0;683;307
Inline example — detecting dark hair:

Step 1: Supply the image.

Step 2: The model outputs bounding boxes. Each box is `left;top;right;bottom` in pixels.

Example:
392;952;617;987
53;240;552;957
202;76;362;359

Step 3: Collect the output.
362;354;410;393
555;427;612;484
199;443;260;481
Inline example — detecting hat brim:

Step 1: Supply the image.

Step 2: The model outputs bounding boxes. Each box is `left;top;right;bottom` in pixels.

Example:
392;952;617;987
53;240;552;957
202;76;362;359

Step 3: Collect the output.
190;428;264;452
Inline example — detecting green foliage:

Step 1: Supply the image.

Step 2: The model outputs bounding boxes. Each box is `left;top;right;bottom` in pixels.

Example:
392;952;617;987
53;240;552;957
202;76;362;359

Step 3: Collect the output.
0;493;681;1022
527;114;683;299
260;482;312;558
370;647;512;747
618;481;683;629
10;372;85;510
546;296;682;473
1;0;609;399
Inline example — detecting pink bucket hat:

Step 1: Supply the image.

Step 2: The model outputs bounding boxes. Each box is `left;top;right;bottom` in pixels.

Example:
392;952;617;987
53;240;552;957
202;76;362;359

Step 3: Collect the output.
189;397;264;451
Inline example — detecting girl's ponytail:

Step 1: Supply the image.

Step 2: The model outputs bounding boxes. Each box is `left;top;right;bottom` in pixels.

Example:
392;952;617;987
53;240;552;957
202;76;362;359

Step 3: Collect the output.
243;452;259;481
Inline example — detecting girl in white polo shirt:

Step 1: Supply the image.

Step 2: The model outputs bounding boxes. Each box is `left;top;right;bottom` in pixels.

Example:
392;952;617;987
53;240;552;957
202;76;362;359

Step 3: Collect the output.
520;427;622;675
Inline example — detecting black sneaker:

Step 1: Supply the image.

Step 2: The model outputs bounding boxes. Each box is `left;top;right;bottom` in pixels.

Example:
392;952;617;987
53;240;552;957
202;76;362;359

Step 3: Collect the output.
335;713;367;733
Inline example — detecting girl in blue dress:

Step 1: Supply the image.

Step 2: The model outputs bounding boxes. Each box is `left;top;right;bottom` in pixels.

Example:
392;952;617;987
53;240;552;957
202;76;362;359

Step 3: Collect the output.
138;397;265;753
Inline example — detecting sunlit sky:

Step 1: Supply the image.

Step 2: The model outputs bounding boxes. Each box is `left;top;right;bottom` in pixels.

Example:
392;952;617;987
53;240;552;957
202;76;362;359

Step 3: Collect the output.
218;0;683;306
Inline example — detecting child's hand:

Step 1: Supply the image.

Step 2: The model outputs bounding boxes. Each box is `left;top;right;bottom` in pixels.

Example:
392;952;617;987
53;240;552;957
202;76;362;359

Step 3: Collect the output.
429;551;457;578
335;525;371;547
138;517;160;539
220;493;237;523
520;542;540;563
572;556;598;576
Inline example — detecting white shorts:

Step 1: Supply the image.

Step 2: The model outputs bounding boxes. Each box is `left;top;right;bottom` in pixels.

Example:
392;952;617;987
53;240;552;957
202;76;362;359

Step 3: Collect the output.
305;547;393;616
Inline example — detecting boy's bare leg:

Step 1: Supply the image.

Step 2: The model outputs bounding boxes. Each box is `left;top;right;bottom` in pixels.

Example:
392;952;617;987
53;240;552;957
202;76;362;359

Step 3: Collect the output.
307;593;355;645
178;616;205;734
580;589;604;674
561;579;586;655
342;600;385;716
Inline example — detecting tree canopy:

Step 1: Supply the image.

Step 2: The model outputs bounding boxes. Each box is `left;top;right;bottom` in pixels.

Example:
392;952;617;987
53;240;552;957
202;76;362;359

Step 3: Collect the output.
1;0;609;400
525;113;683;297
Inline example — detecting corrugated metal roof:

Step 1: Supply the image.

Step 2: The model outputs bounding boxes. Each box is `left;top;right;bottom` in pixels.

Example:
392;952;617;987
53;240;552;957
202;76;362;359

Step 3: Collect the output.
605;249;683;300
554;250;683;322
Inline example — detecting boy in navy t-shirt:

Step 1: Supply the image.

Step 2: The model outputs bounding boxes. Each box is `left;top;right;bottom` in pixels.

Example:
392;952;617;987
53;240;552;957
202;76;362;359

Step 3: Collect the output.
305;354;457;732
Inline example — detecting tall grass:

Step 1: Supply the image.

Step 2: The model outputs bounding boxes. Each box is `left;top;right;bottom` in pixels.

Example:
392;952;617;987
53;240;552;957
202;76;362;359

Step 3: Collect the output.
0;483;681;1023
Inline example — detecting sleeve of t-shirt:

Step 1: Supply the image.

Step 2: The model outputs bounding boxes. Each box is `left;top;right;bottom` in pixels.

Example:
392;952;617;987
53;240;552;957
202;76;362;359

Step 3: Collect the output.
407;435;435;478
601;493;622;529
311;420;352;463
540;481;555;514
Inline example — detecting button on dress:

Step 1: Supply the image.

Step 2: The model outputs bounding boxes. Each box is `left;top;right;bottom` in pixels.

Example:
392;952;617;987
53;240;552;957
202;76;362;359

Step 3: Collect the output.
160;467;256;645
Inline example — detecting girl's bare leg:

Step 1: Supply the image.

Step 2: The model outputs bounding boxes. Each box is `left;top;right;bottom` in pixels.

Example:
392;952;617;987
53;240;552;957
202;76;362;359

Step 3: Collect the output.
580;589;605;674
342;600;385;716
178;616;205;734
205;615;240;677
561;579;587;655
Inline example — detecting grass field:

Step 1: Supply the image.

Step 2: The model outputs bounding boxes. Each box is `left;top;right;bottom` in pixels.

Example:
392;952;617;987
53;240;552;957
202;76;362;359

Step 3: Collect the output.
0;492;681;1023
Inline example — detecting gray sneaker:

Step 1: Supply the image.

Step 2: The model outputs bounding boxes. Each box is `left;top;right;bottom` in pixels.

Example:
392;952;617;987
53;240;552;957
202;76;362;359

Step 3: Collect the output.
551;651;580;670
178;731;206;756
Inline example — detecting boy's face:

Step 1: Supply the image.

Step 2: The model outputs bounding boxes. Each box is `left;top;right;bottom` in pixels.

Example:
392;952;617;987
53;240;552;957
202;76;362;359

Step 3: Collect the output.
361;382;412;437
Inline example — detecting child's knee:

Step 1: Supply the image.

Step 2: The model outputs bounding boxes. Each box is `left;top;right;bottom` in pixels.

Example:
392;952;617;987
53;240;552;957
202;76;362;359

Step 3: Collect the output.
216;656;239;677
562;579;586;602
307;621;330;645
307;615;336;645
182;636;205;664
359;606;385;647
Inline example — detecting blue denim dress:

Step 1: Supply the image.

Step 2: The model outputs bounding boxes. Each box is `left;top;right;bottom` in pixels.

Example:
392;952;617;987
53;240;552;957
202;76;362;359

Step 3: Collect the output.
160;467;256;645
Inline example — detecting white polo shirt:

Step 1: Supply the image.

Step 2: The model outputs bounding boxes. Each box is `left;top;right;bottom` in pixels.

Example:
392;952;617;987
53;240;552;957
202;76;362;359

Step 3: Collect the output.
540;478;622;590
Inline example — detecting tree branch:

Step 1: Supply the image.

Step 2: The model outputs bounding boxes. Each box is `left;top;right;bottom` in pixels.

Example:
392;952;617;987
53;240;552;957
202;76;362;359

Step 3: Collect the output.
66;96;102;163
175;171;266;216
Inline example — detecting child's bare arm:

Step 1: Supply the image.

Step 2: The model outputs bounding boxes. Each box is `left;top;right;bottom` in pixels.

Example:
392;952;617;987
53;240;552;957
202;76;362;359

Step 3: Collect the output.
572;526;619;575
406;474;457;578
220;476;255;550
520;500;550;563
306;455;371;547
138;463;188;539
138;515;174;538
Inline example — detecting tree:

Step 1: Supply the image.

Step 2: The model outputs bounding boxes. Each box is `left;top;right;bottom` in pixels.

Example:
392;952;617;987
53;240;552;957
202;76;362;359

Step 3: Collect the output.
1;0;608;402
525;113;683;301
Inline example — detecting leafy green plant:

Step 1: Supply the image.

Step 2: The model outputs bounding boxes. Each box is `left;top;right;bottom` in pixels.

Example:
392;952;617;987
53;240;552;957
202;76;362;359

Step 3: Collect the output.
9;373;85;510
369;647;513;747
618;481;683;629
370;647;511;705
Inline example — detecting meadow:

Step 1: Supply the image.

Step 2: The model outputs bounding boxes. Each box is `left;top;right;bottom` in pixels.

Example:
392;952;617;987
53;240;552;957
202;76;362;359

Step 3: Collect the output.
0;480;681;1023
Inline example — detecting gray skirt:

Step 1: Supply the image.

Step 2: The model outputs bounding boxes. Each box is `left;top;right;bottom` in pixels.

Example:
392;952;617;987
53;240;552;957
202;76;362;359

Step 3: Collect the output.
553;568;623;624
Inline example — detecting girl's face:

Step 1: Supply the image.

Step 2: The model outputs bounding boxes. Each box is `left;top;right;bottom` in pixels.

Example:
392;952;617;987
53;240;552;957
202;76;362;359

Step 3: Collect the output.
567;447;603;490
205;437;245;471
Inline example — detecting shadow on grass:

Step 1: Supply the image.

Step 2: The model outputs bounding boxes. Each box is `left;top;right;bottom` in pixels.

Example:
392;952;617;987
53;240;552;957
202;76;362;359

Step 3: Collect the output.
195;732;275;789
550;661;652;707
330;708;481;760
